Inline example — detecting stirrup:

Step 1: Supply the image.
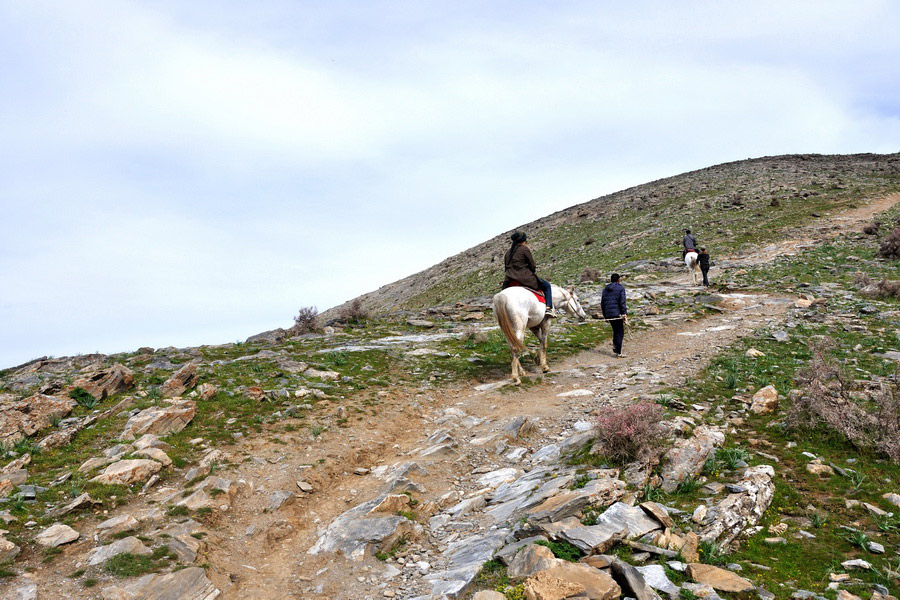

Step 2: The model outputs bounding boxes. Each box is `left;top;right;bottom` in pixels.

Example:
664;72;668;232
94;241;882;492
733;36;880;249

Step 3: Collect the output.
545;308;557;318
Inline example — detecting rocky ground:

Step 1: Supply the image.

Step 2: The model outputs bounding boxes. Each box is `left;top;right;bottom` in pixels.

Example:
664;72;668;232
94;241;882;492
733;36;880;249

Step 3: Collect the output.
0;194;897;600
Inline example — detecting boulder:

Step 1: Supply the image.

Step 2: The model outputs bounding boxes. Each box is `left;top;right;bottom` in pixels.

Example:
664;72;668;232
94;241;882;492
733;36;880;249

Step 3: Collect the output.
541;562;621;600
750;385;779;414
35;523;80;547
87;536;151;566
71;364;134;400
508;544;560;578
97;514;140;542
0;536;21;561
700;465;775;545
596;502;662;539
610;560;661;600
173;477;238;511
119;401;196;440
528;477;628;523
196;383;218;401
660;426;725;492
424;529;510;597
473;592;507;600
134;447;172;467
161;362;200;398
523;570;585;600
0;394;76;444
558;520;629;554
687;563;754;592
89;459;162;486
636;564;681;597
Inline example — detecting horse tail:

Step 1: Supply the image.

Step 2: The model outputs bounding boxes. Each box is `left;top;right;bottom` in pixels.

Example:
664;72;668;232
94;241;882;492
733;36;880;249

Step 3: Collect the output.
494;293;525;353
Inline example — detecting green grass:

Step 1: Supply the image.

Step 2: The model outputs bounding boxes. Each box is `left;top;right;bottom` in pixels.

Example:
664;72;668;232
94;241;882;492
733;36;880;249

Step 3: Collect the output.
534;539;583;562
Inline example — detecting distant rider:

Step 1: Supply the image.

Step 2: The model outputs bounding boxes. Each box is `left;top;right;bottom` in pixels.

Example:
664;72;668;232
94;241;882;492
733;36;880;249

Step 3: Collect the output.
502;231;556;318
682;228;698;259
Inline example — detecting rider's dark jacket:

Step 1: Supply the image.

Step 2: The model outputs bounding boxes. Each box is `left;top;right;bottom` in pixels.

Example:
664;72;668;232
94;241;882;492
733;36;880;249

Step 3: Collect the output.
503;243;540;290
601;282;627;319
683;234;697;250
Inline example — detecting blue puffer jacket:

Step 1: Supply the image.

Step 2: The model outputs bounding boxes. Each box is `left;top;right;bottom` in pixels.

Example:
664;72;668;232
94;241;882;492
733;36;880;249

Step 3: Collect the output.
600;282;627;318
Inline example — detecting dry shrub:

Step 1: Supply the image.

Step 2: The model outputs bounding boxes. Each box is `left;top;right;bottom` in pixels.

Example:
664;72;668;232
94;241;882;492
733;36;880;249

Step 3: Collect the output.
852;271;872;288
340;298;370;324
580;267;602;283
876;227;900;259
788;340;900;461
854;272;900;299
291;306;320;334
593;400;665;464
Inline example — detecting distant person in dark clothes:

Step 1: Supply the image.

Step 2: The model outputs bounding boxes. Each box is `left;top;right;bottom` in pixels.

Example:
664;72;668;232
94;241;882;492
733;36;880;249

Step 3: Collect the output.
682;228;697;259
698;247;711;287
600;273;628;357
502;231;556;318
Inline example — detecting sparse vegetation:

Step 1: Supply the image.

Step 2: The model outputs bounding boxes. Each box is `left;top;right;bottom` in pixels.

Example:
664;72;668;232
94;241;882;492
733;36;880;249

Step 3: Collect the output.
291;306;320;335
592;400;665;464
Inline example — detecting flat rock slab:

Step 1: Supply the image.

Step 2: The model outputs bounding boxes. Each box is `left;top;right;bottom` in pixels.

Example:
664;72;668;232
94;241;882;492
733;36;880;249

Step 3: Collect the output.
700;465;775;545
35;523;80;547
90;459;162;486
597;502;663;540
88;536;151;566
524;570;585;600
687;563;754;592
559;520;628;553
660;426;725;492
100;566;219;600
636;564;681;597
529;478;627;523
120;402;197;441
507;543;560;578
425;528;510;598
542;562;621;600
610;560;661;600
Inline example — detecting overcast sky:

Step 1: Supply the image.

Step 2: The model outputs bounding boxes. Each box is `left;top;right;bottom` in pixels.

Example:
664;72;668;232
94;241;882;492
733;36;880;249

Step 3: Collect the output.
1;1;898;369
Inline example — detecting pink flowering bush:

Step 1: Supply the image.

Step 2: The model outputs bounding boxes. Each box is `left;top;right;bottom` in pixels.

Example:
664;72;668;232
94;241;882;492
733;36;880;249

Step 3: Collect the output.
593;400;665;464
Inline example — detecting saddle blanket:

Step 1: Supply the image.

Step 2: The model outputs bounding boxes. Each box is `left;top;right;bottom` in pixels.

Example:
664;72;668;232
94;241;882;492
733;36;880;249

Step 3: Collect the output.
506;280;545;302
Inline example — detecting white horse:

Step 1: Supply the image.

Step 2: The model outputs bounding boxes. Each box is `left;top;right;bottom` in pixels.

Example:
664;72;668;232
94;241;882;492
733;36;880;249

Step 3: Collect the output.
493;284;587;385
685;250;702;285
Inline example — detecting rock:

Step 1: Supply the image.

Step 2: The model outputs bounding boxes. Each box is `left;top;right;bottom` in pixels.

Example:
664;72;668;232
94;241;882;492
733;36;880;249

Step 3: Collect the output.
268;490;295;511
161;362;200;397
680;531;700;563
425;528;510;597
693;505;708;524
309;494;424;561
173;477;237;511
866;541;885;554
528;478;627;523
660;426;725;492
795;298;813;308
0;535;21;561
305;368;340;380
610;559;661;600
297;480;313;493
640;502;674;529
806;460;834;476
134;447;172;467
133;434;170;451
0;394;76;444
700;465;775;545
87;536;151;565
750;386;779;415
6;578;37;600
196;383;218;401
508;543;560;578
841;558;871;570
89;459;162;485
35;523;80;547
559;520;629;554
883;492;900;508
636;564;681;597
476;468;520;488
96;514;140;542
596;502;662;539
746;349;766;358
79;456;117;473
119;401;196;440
45;492;99;518
38;427;78;449
72;364;134;400
773;330;790;342
407;319;435;328
473;592;506;600
523;570;586;600
687;563;754;592
99;566;219;600
542;562;621;600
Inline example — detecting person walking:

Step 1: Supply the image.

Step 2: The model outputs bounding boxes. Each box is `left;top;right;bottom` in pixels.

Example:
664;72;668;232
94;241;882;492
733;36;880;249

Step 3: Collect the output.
682;228;697;259
502;231;556;318
698;247;711;287
600;273;628;357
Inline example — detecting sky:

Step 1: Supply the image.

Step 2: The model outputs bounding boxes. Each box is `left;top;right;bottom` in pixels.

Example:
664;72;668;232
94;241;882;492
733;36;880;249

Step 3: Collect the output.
1;1;899;369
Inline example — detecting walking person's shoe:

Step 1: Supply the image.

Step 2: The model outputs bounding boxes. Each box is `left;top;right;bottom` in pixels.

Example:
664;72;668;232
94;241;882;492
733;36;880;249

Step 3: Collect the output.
614;351;626;358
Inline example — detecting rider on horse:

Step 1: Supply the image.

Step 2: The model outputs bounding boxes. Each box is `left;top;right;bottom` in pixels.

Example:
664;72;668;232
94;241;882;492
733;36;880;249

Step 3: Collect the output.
502;231;556;318
682;228;698;260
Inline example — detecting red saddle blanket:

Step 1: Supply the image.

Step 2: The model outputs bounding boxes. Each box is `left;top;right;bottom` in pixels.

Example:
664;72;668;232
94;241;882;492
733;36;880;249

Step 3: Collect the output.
505;280;545;303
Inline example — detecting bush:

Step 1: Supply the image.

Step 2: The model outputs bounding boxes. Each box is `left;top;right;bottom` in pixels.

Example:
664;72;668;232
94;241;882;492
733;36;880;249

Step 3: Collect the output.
862;221;881;235
291;306;320;334
876;227;900;259
593;400;665;464
788;340;899;461
580;267;602;283
460;326;487;345
340;299;370;324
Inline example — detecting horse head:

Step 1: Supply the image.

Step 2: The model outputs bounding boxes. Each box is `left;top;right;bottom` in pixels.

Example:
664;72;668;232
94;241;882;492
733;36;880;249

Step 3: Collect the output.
560;286;587;321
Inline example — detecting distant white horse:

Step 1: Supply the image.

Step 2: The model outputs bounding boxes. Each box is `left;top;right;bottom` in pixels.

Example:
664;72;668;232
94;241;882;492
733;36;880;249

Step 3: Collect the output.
493;285;586;385
685;250;702;285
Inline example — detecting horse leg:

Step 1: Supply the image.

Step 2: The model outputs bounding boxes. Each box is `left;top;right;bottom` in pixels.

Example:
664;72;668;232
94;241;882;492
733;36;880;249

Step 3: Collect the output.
510;350;522;385
531;323;550;373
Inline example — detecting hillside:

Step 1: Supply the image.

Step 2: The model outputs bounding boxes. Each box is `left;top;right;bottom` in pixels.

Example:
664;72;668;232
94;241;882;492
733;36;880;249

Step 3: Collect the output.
0;154;898;600
327;153;900;317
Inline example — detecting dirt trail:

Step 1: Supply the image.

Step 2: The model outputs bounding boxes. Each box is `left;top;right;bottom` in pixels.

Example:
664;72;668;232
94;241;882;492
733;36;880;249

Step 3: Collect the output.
198;194;899;599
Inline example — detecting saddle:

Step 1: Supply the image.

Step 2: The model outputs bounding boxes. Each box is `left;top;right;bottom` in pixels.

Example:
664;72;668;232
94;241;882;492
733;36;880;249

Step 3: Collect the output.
504;280;545;303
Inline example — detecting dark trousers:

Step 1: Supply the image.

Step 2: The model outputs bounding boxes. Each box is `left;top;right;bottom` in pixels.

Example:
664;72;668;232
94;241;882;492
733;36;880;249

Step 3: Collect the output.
538;278;552;308
701;267;709;287
610;318;625;354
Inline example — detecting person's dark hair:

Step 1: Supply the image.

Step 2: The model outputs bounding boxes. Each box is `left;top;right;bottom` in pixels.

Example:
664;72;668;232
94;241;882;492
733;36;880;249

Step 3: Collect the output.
685;229;691;234
610;273;620;282
508;231;527;264
700;247;706;252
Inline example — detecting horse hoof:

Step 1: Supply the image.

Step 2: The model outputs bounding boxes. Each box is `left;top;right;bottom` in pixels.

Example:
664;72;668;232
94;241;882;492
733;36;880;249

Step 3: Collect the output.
512;378;521;386
541;366;550;373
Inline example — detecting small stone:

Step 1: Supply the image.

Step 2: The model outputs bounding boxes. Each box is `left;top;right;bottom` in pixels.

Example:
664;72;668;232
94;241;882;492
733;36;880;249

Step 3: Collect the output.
883;492;900;508
692;505;708;524
806;461;834;476
866;541;885;554
354;467;370;475
841;558;871;570
35;523;80;547
764;537;786;544
829;573;850;582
